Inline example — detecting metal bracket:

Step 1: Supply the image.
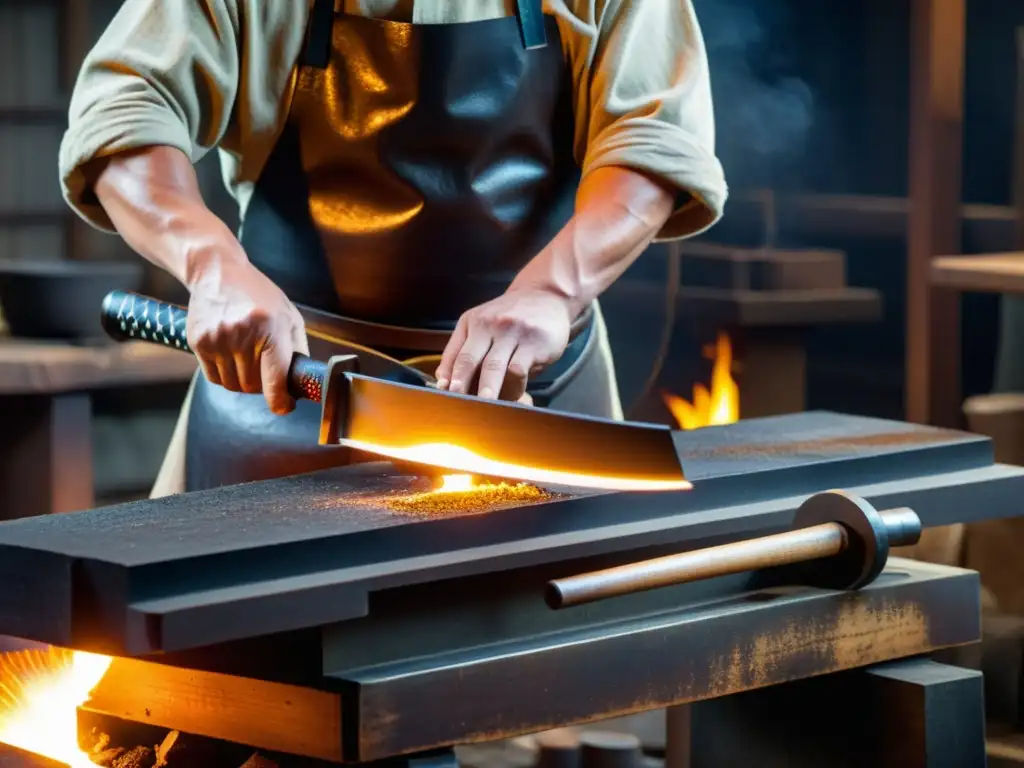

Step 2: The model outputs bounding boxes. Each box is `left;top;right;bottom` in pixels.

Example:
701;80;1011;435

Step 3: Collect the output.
515;0;547;49
319;354;359;446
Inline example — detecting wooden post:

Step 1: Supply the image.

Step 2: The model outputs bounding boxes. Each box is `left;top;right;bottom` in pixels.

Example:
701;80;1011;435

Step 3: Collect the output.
0;393;94;518
664;706;692;768
906;0;966;427
1014;28;1024;246
60;0;90;262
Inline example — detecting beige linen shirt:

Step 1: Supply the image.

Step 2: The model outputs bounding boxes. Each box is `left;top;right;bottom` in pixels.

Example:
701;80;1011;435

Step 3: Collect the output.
59;0;727;240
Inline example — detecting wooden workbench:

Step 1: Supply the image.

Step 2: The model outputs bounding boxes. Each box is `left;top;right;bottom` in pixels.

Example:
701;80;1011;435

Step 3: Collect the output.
0;339;196;519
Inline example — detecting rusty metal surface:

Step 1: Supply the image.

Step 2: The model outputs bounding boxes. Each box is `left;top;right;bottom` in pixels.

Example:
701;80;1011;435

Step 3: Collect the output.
59;561;980;765
332;560;980;761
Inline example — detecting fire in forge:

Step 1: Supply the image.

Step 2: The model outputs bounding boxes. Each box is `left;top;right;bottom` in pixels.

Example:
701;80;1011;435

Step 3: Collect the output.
0;411;1016;767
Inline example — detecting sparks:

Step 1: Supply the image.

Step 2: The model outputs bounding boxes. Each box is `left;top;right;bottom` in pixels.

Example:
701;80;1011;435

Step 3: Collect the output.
0;647;112;767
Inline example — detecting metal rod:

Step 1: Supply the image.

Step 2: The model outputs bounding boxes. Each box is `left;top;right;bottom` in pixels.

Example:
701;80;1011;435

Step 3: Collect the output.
547;509;916;609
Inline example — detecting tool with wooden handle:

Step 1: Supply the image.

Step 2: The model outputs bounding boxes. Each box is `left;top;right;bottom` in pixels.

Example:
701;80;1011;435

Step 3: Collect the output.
100;290;690;490
546;491;922;608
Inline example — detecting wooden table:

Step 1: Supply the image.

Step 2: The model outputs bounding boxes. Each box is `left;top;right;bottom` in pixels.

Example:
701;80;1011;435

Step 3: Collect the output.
0;340;196;519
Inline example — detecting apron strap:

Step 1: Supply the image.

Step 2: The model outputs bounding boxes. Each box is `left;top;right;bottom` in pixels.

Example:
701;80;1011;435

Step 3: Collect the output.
305;0;547;66
303;0;336;70
515;0;548;49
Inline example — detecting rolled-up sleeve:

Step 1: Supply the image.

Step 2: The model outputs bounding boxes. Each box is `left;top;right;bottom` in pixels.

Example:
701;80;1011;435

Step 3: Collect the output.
561;0;728;240
59;0;285;232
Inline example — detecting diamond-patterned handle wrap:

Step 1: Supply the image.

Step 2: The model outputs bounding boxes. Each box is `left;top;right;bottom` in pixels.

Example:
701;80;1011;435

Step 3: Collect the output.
101;290;191;351
99;290;326;403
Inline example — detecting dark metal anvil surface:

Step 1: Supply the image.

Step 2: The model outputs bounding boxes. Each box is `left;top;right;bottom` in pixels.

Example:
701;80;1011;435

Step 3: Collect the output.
0;410;1017;656
0;411;1010;765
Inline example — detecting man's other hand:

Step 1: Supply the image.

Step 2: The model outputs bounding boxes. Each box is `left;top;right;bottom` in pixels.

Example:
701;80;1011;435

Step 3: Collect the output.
434;288;572;403
187;248;308;415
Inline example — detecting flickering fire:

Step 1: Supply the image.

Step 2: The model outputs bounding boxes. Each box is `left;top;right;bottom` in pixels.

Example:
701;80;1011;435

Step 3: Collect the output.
0;647;112;766
343;441;692;491
663;333;739;430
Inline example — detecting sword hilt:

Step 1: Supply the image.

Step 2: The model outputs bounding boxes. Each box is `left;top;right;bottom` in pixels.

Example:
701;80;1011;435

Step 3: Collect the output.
100;290;327;403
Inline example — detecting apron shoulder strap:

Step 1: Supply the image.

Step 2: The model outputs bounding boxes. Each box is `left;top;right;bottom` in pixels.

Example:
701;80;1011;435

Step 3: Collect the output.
515;0;548;49
302;0;548;63
302;0;336;70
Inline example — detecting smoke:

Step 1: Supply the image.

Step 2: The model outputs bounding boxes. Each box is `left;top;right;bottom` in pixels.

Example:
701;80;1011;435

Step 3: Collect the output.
694;0;814;183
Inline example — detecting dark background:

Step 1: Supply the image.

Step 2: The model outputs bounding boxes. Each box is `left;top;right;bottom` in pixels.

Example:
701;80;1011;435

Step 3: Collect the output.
62;0;1024;423
603;0;1016;421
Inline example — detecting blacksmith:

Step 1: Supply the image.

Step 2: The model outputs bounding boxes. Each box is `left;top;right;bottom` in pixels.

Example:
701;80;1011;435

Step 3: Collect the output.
59;0;727;496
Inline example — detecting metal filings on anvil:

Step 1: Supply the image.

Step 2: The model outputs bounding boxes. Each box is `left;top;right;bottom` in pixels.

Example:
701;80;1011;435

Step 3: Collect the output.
385;473;553;516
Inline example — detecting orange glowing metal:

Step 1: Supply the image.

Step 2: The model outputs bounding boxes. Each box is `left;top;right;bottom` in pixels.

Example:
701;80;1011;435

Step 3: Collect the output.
344;440;693;491
663;333;739;430
0;647;112;766
437;474;475;492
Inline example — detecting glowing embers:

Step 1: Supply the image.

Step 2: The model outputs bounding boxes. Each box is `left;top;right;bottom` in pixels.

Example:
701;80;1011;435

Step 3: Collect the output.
663;333;739;430
385;473;552;516
0;646;112;767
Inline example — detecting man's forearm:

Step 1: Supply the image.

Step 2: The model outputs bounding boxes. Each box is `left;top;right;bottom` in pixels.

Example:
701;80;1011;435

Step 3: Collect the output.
509;166;675;317
92;145;247;288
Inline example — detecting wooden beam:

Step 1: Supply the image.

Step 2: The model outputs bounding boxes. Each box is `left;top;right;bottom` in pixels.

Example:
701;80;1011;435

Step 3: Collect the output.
1014;29;1024;248
80;657;344;763
721;192;1014;251
0;341;196;396
906;0;966;427
932;254;1024;295
59;0;90;262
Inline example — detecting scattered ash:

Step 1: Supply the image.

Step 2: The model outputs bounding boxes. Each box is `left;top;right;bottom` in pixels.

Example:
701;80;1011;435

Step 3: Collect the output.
383;482;553;517
82;728;279;768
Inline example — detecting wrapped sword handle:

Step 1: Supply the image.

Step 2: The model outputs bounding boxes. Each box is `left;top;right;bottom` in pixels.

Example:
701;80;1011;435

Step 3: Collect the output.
100;290;327;403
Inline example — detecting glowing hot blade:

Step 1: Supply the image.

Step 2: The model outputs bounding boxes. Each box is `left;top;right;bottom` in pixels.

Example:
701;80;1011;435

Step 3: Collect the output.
332;374;689;490
343;440;693;491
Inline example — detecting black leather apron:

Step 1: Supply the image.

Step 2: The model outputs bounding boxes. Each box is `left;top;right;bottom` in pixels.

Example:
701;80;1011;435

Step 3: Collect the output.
185;0;618;492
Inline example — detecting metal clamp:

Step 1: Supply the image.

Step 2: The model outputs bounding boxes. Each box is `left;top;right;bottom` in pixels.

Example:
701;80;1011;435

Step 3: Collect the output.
545;490;922;610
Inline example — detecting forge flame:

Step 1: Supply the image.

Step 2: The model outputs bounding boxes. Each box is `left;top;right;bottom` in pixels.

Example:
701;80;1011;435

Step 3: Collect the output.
663;333;739;430
0;647;112;766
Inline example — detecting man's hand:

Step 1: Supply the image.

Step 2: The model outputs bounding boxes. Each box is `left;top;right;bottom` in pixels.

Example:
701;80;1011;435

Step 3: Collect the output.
435;288;573;403
90;147;311;417
187;248;308;415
